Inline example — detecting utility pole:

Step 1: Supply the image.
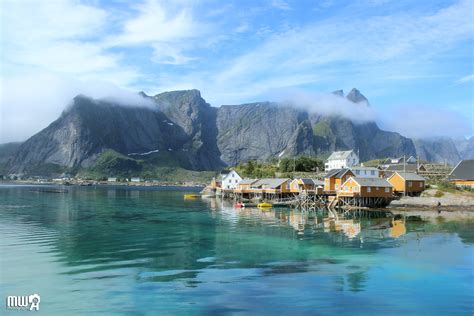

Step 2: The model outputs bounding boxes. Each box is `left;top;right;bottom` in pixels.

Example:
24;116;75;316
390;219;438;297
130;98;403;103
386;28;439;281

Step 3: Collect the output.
404;155;406;197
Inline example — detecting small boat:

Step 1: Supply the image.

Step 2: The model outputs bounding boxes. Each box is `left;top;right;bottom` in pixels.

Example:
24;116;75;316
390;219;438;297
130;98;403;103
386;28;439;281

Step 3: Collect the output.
257;202;272;208
184;194;200;199
235;202;245;208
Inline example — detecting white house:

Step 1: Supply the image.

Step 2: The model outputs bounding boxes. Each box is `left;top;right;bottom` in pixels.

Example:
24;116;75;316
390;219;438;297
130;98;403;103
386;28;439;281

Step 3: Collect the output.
130;177;141;183
220;170;242;190
350;167;380;178
325;150;359;171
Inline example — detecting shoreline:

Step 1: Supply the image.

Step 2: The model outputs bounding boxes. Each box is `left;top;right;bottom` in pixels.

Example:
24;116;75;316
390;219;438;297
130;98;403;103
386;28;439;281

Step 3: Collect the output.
0;180;205;188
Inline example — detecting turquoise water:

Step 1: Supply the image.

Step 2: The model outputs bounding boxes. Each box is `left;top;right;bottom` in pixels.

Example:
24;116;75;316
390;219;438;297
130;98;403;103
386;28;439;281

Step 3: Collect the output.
0;185;473;315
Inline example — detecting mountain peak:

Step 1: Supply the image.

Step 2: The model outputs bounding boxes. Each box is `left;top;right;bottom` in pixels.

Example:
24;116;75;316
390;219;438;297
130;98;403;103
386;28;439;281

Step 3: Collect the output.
346;88;369;104
153;89;201;100
332;89;344;97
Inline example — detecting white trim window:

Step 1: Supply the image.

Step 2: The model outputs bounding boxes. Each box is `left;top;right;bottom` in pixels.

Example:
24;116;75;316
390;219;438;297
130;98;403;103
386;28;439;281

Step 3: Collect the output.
385;187;389;193
367;187;371;193
408;181;413;187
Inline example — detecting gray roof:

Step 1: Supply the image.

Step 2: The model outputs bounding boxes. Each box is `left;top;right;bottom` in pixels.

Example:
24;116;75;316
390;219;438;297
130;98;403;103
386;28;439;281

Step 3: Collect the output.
448;160;474;181
253;178;290;189
239;178;258;185
312;179;324;186
300;178;315;185
327;150;355;160
351;167;379;172
325;168;352;179
384;164;420;172
393;172;426;181
351;177;393;187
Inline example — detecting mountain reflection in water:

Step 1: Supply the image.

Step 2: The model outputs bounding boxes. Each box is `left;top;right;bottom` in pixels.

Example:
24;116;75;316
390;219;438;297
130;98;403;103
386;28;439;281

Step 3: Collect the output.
0;185;472;315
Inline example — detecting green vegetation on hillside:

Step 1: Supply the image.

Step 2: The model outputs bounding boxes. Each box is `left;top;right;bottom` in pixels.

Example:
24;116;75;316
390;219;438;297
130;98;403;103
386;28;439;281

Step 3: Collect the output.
77;149;215;182
233;156;325;178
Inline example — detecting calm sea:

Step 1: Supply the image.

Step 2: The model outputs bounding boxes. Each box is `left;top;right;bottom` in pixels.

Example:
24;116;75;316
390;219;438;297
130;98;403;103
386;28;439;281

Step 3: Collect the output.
0;185;473;315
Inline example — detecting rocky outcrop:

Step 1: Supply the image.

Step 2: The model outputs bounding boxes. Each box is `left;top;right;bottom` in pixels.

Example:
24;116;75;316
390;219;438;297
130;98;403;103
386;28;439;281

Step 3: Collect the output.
215;102;314;165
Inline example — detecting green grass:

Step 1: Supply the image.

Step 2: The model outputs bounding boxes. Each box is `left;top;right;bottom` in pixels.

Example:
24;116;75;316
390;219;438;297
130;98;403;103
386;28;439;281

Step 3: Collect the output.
312;121;333;137
77;149;216;182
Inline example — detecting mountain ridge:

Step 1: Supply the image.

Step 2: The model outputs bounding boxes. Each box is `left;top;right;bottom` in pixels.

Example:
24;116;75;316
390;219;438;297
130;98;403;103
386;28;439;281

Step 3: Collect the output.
2;89;470;176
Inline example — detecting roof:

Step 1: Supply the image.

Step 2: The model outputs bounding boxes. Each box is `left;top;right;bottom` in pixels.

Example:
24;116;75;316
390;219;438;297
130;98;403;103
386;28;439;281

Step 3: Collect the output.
392;172;426;181
253;178;290;189
448;160;474;181
312;179;324;186
325;168;352;179
239;178;258;185
300;178;315;185
351;167;379;172
327;150;355;160
384;164;420;172
351;177;393;188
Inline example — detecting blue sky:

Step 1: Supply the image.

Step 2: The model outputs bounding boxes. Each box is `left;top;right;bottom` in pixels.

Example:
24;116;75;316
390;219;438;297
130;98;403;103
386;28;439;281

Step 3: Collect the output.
1;0;473;142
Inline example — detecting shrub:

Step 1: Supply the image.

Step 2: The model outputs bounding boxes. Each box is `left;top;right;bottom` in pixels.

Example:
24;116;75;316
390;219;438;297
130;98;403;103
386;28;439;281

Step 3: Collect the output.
434;190;444;198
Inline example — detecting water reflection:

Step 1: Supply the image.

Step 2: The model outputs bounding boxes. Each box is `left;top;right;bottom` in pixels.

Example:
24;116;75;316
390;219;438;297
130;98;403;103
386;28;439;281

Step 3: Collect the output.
0;186;472;315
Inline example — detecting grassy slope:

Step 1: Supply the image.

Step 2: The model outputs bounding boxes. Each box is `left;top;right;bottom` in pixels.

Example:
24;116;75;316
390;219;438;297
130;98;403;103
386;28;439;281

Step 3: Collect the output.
78;149;216;182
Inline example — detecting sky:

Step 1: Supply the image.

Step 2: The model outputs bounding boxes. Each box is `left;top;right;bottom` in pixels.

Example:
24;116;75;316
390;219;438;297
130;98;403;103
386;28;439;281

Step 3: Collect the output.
0;0;473;142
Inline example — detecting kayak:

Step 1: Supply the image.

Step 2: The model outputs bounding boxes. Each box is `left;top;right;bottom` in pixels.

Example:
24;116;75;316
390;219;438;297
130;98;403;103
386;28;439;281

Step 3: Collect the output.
257;202;272;208
184;194;200;199
235;202;245;208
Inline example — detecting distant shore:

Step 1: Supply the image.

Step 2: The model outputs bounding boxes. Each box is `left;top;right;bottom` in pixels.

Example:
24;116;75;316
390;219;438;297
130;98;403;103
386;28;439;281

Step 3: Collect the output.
0;180;205;188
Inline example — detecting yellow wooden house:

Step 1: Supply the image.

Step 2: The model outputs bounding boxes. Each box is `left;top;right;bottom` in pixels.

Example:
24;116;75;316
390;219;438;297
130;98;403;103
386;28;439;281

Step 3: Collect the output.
324;168;354;193
338;177;393;198
387;172;426;196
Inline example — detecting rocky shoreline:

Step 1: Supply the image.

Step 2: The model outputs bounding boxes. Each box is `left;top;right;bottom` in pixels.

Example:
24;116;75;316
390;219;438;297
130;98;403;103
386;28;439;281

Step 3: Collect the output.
388;189;474;212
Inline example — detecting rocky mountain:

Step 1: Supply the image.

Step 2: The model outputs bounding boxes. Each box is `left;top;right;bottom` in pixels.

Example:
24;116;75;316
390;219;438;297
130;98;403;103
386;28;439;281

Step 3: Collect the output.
0;142;22;164
413;137;461;165
3;88;441;176
453;136;474;160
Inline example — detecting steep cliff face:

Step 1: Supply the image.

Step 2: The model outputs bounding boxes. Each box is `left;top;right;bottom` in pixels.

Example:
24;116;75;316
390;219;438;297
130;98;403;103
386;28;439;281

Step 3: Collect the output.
310;115;416;161
413;137;462;165
453;136;474;160
215;102;314;165
7;95;195;174
153;89;224;170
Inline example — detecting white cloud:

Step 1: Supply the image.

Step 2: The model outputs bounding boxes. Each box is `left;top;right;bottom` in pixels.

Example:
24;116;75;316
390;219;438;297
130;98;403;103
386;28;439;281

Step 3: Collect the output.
271;0;292;10
0;73;153;143
106;0;204;65
379;105;472;138
456;74;474;84
274;89;377;123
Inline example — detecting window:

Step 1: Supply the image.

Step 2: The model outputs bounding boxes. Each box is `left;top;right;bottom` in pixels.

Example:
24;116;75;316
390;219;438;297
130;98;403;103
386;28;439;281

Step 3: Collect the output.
232;173;234;177
408;181;412;187
356;170;360;175
367;187;371;193
336;184;339;190
354;186;359;192
385;187;389;193
376;187;379;190
419;182;423;188
371;170;375;176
